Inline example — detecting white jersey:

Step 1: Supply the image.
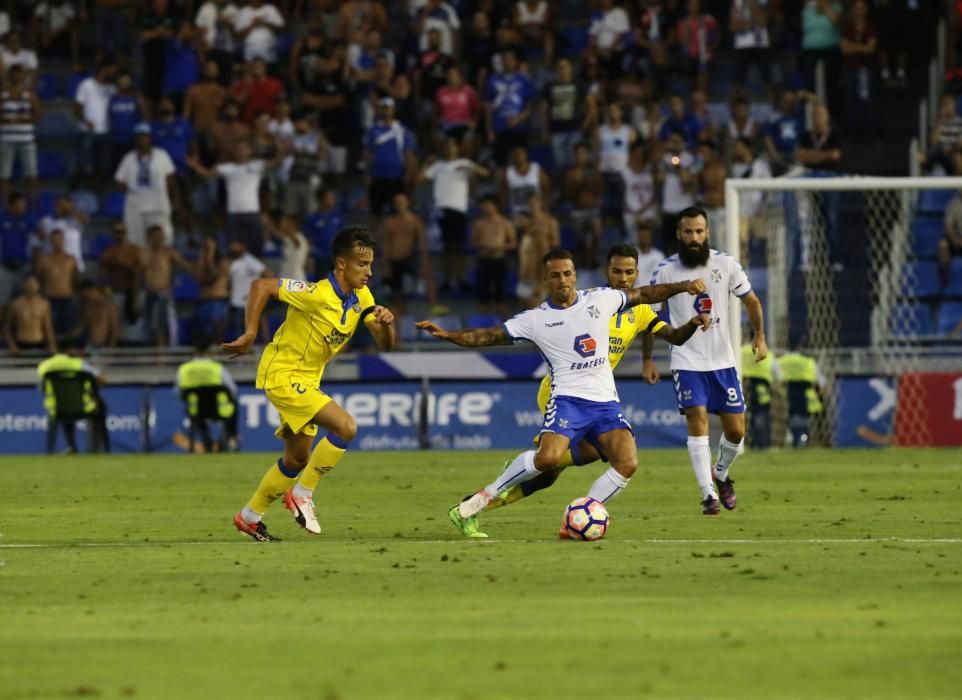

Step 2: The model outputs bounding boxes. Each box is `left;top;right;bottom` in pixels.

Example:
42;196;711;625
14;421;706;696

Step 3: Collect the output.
504;287;627;403
649;249;752;372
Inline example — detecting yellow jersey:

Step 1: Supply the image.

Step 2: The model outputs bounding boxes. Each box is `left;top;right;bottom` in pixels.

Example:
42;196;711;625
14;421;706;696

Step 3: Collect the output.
256;277;376;390
536;302;665;411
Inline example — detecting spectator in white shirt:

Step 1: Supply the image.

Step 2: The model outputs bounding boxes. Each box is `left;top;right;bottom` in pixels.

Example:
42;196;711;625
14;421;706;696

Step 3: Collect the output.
234;0;285;65
33;194;87;273
589;0;630;76
195;0;239;82
227;239;269;336
114;123;179;247
416;0;460;57
732;136;772;249
32;1;79;62
421;137;489;293
74;62;117;190
1;32;38;79
633;220;665;288
269;214;309;280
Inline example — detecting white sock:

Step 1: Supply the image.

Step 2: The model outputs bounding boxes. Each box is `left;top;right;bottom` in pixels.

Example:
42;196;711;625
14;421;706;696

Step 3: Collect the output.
714;436;744;483
240;505;262;524
687;436;716;500
587;467;630;504
292;484;314;501
459;450;540;518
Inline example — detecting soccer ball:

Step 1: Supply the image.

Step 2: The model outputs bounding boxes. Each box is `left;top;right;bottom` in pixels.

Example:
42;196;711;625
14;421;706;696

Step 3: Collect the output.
561;497;609;541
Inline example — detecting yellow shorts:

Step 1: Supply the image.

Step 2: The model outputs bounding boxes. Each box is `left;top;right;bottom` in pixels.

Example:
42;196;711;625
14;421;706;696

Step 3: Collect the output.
264;383;332;439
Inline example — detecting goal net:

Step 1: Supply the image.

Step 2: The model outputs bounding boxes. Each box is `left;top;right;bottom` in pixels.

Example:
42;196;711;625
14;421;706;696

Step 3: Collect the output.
723;176;962;447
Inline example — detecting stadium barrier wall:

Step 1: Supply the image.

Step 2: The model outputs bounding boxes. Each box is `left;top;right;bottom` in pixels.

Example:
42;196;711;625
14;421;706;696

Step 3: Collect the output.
0;377;913;454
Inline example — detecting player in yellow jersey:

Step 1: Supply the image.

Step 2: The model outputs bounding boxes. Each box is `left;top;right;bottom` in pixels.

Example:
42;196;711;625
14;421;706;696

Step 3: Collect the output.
224;227;397;541
483;243;710;515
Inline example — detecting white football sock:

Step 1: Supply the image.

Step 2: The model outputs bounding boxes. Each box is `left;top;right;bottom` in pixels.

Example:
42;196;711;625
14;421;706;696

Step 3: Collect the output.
687;436;716;500
240;505;262;524
459;450;540;518
713;436;744;482
292;484;314;500
587;467;630;504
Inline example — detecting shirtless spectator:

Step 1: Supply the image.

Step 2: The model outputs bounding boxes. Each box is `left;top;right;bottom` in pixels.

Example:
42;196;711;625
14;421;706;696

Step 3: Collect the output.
34;229;78;341
79;280;119;348
380;192;436;316
564;142;603;268
98;222;143;328
470;194;516;313
141;225;195;347
516;196;559;308
527;194;560;254
195;238;231;342
3;274;55;354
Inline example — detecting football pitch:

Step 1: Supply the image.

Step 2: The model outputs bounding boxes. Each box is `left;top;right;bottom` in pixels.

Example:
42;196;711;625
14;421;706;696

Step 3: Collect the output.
1;448;960;700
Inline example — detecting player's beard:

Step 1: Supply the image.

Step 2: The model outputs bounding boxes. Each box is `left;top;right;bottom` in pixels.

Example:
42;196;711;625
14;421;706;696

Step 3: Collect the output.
678;240;710;268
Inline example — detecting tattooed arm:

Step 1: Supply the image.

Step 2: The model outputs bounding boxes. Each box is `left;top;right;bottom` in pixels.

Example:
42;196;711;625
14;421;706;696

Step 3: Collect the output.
623;278;706;307
654;313;712;345
414;321;513;347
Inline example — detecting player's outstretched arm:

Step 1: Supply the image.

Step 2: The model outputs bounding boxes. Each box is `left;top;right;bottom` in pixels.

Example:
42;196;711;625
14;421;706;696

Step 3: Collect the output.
414;321;512;347
741;291;768;361
365;306;399;351
655;313;712;346
640;333;659;384
625;278;706;307
221;278;280;357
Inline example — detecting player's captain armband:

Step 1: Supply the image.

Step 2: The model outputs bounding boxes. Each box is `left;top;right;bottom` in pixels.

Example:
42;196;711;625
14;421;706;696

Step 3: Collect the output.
281;279;314;293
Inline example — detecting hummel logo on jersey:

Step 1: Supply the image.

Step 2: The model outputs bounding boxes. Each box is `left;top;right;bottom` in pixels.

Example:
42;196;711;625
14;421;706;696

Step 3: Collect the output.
586;305;600;319
545;321;564;327
573;333;597;358
711;269;722;283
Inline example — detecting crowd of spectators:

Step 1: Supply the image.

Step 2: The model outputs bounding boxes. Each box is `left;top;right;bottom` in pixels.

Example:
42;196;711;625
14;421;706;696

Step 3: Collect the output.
0;0;943;353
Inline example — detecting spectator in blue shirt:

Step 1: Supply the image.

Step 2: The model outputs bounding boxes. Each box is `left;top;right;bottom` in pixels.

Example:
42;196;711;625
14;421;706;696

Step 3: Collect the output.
304;187;344;278
365;97;416;220
162;20;203;111
765;87;806;175
108;71;146;169
151;96;195;173
657;94;702;149
0;191;37;303
484;48;535;167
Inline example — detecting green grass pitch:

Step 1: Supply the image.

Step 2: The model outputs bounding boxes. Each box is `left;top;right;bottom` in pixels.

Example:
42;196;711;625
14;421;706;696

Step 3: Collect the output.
1;448;960;699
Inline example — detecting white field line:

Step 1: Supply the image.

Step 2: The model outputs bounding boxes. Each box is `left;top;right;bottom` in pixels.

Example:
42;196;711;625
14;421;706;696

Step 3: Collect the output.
0;537;960;549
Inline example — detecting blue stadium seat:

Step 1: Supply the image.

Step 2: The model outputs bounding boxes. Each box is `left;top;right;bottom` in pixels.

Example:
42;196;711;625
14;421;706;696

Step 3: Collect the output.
99;191;125;218
891;303;935;337
35;111;76;138
900;261;942;298
176;317;192;346
936;301;962;334
37;73;60;100
34;190;58;217
945;258;962;298
64;72;89;99
173;273;200;302
918;190;955;216
466;313;502;328
529;144;555;172
87;232;114;259
911;217;943;259
37;151;67;179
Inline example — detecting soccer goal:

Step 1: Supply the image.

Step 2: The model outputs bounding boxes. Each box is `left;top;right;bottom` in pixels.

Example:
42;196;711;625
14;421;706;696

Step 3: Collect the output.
723;176;962;447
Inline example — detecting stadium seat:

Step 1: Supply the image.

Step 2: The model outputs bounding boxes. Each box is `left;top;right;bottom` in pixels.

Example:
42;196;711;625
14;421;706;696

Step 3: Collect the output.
35;111;76;138
466;313;502;328
34;190;58;217
87;232;114;259
911;217;943;259
173;273;200;302
918;190;955;216
64;72;89;99
891;302;935;337
944;258;962;298
936;301;962;334
36;72;60;100
900;261;942;299
99;191;125;218
37;151;67;179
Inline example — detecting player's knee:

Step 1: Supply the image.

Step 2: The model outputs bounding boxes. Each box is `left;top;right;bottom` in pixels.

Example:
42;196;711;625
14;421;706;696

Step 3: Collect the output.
614;458;637;479
334;415;358;443
534;448;564;470
285;449;310;472
727;427;745;443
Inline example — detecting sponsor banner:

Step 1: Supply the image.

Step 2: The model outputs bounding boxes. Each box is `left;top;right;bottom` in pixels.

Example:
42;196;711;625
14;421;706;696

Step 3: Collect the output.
834;377;896;447
0;381;688;454
894;372;962;447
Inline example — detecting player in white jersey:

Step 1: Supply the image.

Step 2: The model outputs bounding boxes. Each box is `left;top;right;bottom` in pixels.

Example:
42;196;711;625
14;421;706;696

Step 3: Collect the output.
647;206;768;515
417;248;705;538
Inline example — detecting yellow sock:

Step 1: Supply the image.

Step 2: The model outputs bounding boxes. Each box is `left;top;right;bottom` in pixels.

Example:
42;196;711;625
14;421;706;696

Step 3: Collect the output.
296;434;348;492
484;485;526;511
247;459;300;515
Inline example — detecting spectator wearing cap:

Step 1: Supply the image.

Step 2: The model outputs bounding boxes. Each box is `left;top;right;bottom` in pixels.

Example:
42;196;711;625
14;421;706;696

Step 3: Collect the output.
233;0;285;68
74;62;117;191
231;58;284;125
365;97;416;222
484;48;535;168
115;123;179;247
0;64;39;203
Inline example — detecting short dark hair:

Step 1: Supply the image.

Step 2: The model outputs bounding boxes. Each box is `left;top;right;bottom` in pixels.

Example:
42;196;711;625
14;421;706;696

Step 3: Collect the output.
331;226;376;259
606;244;639;264
677;206;709;224
733;96;750;107
542;247;574;267
192;332;213;353
7;191;25;205
479;193;499;207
